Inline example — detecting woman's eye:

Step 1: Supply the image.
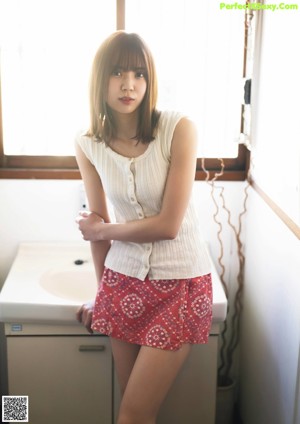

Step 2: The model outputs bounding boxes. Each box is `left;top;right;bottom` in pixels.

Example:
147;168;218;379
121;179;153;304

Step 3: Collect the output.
112;69;122;77
135;72;145;79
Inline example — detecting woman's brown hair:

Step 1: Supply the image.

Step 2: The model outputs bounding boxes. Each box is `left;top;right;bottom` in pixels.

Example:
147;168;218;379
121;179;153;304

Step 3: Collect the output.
87;31;160;144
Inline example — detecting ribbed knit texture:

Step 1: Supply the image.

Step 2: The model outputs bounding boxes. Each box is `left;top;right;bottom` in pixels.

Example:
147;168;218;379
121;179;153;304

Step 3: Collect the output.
76;110;211;280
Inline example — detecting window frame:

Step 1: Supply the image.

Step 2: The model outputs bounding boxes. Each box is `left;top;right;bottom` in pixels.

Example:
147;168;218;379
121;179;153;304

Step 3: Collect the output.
0;0;250;181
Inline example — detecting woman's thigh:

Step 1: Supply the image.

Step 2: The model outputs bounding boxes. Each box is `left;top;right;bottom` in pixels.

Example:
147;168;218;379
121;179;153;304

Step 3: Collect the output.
119;343;192;420
110;337;141;395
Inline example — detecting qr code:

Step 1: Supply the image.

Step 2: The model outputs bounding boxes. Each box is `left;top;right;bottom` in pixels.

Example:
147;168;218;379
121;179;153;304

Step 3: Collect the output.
2;396;29;422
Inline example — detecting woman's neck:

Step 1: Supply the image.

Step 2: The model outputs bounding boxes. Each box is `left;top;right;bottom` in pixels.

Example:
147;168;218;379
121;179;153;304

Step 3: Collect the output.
113;111;138;141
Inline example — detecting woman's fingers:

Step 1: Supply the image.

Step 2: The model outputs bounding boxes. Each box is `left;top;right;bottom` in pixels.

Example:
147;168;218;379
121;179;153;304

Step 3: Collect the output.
76;301;94;334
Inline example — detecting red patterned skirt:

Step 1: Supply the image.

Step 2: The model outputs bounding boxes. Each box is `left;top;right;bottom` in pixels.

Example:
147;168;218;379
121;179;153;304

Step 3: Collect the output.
91;267;213;351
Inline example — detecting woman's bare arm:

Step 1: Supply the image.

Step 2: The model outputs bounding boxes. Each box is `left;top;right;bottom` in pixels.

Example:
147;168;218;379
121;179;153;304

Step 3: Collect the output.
75;142;112;281
75;141;111;332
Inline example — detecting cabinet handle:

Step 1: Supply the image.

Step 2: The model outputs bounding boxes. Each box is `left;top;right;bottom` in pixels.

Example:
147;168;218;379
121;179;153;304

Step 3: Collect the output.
79;345;106;352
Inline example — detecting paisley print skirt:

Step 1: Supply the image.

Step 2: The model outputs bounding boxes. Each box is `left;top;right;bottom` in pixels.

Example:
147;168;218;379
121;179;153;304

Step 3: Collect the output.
91;267;213;351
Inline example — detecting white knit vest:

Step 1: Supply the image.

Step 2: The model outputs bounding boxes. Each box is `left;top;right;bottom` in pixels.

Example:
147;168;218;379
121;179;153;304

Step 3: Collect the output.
76;110;211;280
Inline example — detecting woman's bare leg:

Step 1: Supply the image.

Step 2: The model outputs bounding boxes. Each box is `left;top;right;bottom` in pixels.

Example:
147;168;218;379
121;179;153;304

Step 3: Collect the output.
110;338;141;396
117;343;192;424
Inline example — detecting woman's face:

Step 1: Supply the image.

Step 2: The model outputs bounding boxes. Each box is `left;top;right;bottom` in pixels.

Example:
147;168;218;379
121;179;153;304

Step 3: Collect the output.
106;67;147;116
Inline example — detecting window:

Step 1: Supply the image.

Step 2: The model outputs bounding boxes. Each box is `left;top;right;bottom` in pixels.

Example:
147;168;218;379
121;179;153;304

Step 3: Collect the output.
0;0;250;179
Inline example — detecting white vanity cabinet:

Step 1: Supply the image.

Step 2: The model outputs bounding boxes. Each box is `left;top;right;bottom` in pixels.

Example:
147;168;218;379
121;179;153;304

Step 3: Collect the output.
6;324;219;424
5;326;113;424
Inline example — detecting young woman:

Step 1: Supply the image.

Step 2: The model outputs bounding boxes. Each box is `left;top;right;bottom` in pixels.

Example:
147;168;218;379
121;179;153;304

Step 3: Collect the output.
75;31;212;424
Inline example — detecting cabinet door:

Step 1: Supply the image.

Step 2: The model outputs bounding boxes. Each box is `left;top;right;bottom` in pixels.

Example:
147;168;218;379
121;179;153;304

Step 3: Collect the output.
7;335;112;424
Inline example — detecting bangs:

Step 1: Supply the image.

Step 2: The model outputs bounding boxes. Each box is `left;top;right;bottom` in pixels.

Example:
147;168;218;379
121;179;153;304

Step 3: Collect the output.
109;36;148;76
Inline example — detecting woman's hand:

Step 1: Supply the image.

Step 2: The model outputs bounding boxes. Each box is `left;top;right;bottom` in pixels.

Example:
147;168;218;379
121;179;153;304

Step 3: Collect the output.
75;210;105;241
76;301;95;334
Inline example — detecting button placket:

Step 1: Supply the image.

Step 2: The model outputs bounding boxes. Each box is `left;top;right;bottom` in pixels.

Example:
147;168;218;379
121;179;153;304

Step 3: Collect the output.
127;160;145;219
127;160;136;204
142;243;152;275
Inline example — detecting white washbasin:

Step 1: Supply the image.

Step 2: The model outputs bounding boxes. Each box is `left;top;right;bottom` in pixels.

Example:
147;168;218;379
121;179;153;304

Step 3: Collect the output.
40;268;96;302
0;242;98;324
0;242;227;325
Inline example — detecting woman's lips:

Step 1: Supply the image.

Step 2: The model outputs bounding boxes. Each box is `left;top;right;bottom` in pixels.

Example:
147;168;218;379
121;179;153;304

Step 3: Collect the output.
119;97;135;105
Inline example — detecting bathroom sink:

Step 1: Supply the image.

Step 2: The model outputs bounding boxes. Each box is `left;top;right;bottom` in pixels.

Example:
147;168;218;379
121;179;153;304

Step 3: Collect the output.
40;268;96;302
0;241;227;325
0;242;98;324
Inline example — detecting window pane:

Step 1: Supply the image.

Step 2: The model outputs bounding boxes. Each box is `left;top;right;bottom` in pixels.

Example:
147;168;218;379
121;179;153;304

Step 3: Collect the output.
0;0;115;156
126;0;244;157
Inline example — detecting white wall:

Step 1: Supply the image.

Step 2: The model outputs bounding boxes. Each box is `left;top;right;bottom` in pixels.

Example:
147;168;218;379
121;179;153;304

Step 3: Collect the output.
240;188;300;424
0;180;83;286
239;8;300;424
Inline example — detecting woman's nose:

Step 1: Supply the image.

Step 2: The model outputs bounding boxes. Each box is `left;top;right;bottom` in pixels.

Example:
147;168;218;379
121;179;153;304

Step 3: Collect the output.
121;73;134;91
